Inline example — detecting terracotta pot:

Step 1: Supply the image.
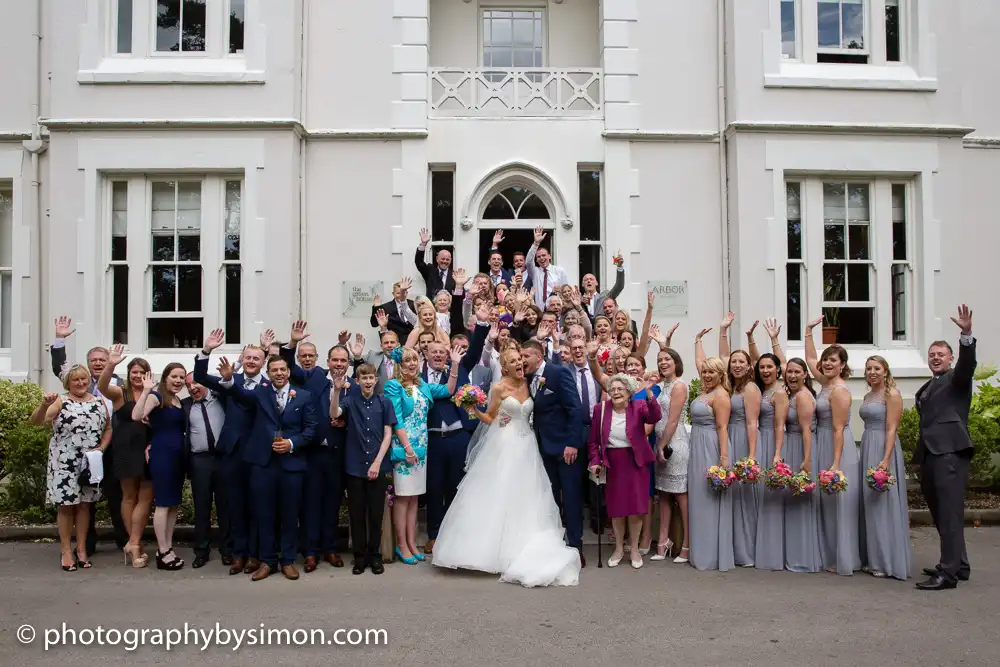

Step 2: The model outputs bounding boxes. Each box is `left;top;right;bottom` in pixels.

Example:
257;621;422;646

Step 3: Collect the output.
822;326;839;345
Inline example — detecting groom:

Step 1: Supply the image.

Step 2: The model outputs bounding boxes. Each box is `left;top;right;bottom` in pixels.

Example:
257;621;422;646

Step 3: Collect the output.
520;340;585;566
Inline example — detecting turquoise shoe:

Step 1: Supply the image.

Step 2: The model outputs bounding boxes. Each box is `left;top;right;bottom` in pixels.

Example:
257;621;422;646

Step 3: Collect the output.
395;546;418;565
414;552;426;562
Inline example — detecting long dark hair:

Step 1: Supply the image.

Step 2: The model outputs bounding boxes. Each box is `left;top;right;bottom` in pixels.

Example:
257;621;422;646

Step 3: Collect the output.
784;357;815;397
727;349;755;394
754;353;782;392
125;357;152;402
820;344;852;379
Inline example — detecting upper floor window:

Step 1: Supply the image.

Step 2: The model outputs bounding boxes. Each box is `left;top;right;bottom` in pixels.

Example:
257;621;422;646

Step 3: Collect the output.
113;0;245;57
781;0;904;65
482;9;544;70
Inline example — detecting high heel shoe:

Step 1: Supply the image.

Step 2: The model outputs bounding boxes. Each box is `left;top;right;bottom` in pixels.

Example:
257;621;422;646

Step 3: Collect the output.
61;552;77;572
156;548;185;571
673;547;689;564
394;547;418;565
75;553;94;569
607;552;623;568
413;551;426;562
650;539;673;561
124;544;149;568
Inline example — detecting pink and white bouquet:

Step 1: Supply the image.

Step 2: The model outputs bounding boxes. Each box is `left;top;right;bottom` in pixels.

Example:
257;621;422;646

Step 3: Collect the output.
453;384;488;419
865;467;897;493
818;469;849;495
733;457;762;484
706;465;737;492
788;471;817;496
764;461;794;490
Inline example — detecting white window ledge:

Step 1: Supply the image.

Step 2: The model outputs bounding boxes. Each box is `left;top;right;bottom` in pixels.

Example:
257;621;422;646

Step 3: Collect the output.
78;58;265;85
785;347;931;379
765;62;937;92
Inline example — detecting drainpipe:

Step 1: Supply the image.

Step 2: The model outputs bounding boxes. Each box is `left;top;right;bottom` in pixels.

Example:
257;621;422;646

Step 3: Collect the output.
297;0;308;317
716;0;731;313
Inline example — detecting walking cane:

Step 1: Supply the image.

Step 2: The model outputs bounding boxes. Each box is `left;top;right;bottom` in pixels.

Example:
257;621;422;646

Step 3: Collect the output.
596;466;603;568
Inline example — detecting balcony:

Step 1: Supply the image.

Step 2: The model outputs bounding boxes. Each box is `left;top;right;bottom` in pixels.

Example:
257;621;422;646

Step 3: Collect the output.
430;68;602;117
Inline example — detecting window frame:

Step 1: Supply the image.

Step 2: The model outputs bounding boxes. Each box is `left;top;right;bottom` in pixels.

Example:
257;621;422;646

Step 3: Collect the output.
104;0;249;62
478;5;548;70
0;184;13;351
816;0;870;59
577;167;604;289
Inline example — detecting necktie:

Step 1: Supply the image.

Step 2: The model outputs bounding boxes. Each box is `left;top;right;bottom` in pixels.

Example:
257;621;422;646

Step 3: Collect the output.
440;269;447;285
542;269;548;303
579;368;590;416
277;390;286;413
244;377;254;390
386;358;393;377
422;360;428;375
198;401;216;453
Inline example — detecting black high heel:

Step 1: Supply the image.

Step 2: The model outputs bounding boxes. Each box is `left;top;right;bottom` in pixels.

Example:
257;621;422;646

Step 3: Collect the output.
156;548;185;571
75;554;94;569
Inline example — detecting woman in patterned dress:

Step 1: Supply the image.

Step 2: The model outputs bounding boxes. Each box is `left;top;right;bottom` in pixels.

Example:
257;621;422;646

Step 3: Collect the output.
651;346;690;563
383;346;462;563
30;364;111;571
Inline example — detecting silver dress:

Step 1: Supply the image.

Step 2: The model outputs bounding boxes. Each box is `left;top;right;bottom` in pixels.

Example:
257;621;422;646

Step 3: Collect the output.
814;385;862;575
653;379;690;494
783;390;823;573
687;396;735;572
754;387;784;571
729;391;759;566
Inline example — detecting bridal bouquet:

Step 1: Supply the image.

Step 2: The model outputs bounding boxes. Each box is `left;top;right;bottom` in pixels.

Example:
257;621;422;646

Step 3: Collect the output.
818;470;849;495
788;471;817;496
764;461;794;490
865;467;897;493
706;465;737;492
453;384;487;419
733;457;761;484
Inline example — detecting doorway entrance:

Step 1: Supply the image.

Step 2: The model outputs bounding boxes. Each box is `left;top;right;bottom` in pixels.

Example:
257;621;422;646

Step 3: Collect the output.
477;228;554;274
475;184;553;273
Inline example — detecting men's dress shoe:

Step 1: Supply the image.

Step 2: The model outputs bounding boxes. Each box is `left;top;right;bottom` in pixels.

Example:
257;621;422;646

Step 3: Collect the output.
228;557;246;576
370;558;385;575
915;574;957;591
304;556;318;573
352;559;366;575
324;553;344;568
192;555;209;569
424;539;436;555
243;557;261;574
576;547;586;569
281;564;300;581
221;555;234;566
250;563;272;582
922;567;969;581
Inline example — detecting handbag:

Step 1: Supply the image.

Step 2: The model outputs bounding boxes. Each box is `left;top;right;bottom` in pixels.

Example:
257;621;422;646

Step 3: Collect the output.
589;403;607;486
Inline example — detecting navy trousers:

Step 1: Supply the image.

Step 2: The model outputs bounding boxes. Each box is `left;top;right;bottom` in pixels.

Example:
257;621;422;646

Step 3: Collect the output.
222;454;255;559
251;460;304;568
426;430;472;540
303;445;344;557
542;452;585;548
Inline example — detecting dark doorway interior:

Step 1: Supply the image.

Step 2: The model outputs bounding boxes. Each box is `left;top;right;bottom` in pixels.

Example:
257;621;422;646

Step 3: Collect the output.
477;228;553;274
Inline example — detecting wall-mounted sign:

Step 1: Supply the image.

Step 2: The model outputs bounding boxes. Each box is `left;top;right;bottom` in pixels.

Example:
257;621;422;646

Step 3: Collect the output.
646;280;689;316
342;281;384;317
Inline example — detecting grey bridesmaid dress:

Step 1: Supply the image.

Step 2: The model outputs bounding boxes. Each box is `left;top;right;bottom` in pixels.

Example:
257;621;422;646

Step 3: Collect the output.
687;396;735;572
783;390;823;573
754;387;784;571
814;385;862;575
729;391;759;566
859;394;912;579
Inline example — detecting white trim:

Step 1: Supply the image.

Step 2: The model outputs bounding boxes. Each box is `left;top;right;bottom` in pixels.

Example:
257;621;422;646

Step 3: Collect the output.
309;129;430;140
963;136;1000;149
460;161;572;232
728;121;972;138
41;118;303;133
603;130;720;142
78;58;266;84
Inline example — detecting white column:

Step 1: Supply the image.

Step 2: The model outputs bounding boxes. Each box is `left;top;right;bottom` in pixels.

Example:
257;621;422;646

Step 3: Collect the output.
601;0;640;131
392;0;430;130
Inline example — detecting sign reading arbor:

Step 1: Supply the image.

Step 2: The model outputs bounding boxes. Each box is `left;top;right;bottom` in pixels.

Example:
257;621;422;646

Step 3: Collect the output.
646;281;689;316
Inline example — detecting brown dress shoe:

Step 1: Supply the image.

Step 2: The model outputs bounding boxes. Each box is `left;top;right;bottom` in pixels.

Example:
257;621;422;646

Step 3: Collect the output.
304;556;318;573
228;557;246;576
281;564;300;580
243;557;261;574
323;553;344;568
424;539;435;555
250;563;272;581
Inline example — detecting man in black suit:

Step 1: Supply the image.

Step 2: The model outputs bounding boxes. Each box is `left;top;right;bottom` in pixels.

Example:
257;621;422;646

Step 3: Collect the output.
370;277;417;342
415;228;455;298
914;304;976;591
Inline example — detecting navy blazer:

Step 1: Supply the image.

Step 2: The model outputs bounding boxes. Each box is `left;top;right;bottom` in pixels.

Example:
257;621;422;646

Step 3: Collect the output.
193;355;258;458
279;346;353;449
423;323;488;432
530;362;583;457
219;380;318;472
486;269;515;288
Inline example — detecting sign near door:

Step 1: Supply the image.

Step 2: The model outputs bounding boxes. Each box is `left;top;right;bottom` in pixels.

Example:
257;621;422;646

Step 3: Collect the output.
646;280;689;316
342;280;384;317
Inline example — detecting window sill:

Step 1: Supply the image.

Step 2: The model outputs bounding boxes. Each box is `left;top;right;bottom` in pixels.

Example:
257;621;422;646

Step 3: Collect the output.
784;346;931;379
78;58;266;85
765;62;937;92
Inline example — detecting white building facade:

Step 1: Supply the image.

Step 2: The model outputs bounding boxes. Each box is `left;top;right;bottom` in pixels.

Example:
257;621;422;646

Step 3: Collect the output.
0;0;994;401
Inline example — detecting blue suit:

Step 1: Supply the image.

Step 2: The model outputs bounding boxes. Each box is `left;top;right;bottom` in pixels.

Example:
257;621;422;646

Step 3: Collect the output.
423;323;488;540
279;345;349;559
221;379;318;569
529;361;584;548
193;354;259;560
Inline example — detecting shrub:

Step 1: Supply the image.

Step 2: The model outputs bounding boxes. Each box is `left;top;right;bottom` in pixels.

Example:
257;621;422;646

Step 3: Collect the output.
0;381;52;517
686;378;702;424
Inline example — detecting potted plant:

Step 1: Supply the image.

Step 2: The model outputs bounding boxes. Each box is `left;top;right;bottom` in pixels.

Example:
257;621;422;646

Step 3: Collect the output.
822;274;843;344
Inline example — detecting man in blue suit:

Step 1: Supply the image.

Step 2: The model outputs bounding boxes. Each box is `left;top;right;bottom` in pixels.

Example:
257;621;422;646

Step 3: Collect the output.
279;321;350;572
520;339;585;567
422;309;490;553
213;344;318;582
194;329;269;575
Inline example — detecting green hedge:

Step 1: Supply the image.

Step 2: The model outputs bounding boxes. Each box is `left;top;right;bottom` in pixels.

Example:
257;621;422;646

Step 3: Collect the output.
0;381;52;521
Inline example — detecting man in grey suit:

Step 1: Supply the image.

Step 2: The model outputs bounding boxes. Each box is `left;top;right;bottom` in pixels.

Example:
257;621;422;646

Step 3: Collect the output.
348;330;399;395
913;304;976;591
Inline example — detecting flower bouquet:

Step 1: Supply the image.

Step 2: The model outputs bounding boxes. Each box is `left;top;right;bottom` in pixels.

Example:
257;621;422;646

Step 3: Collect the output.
788;471;817;496
764;461;794;489
865;467;897;493
733;457;762;484
818;470;848;495
706;465;737;492
453;384;487;419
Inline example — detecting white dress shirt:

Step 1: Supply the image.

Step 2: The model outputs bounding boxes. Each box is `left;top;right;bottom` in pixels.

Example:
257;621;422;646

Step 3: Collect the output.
524;243;569;308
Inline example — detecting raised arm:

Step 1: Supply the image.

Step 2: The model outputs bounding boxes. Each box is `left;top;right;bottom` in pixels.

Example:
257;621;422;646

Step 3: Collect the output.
284;320;314;385
771;390;789;465
804;315;825;383
746;320;761;366
605;254;625;302
637;291;655;357
98;344;128;408
132;373;160;422
743;384;761;461
30;392;62;426
719;312;734;360
414;229;432;277
950;304;976;388
694;327;712;374
50;316;76;381
586;339;610;390
762;318;787;375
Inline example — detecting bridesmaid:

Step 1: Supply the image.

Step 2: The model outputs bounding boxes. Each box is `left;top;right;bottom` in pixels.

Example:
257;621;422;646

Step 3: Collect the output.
687;342;735;572
805;318;862;575
859;356;912;580
781;358;823;572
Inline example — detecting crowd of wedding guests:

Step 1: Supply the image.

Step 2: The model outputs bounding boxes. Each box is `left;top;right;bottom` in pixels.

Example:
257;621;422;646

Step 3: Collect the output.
36;226;975;589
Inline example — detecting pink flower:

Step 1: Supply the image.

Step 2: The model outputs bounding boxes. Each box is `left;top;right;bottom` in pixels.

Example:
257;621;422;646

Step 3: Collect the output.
289;389;296;399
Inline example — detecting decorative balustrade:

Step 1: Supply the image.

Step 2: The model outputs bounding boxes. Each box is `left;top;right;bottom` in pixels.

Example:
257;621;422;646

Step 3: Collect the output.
429;68;603;118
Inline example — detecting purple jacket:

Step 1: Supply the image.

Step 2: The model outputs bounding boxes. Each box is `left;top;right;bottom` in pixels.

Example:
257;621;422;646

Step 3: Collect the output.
587;394;662;469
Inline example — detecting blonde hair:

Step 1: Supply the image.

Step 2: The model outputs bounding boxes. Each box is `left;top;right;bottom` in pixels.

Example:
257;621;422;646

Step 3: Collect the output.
612;310;632;334
62;364;92;391
499;349;522;377
700;356;731;394
393;347;423;385
865;355;897;397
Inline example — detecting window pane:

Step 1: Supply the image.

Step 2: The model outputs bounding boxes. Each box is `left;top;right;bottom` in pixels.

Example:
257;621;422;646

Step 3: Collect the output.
892;264;907;340
112;265;129;345
786;264;802;341
155;0;180;52
178;234;201;261
229;0;245;54
431;171;454;242
823;263;846;301
518;194;549;219
817;0;841;47
225;265;242;343
112;237;127;262
786;182;801;259
176;181;202;231
513;17;535;46
116;0;133;54
579;171;601;242
486;46;512;68
151;181;176;232
152;235;175;262
512;48;535;68
151;266;176;312
781;0;797;58
181;0;207;52
824;224;845;260
492;16;512;45
848;223;869;259
148;317;203;349
177;266;202;311
579;245;601;290
885;0;900;61
823;182;845;222
225;180;241;260
842;0;865;50
828;307;874;345
0;189;12;267
483;194;515;219
847;263;870;301
892;184;907;260
1;272;10;348
847;184;870;221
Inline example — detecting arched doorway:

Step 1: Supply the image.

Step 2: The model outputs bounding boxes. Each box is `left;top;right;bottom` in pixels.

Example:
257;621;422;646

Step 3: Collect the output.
477;185;552;271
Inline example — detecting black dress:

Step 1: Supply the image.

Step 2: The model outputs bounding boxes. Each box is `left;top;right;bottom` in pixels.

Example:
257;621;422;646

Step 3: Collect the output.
112;400;150;480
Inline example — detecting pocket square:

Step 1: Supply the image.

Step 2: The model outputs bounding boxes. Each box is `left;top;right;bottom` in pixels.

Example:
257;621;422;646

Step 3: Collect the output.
543;388;555;396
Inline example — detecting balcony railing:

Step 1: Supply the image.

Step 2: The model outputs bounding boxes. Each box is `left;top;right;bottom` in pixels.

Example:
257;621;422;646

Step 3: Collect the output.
429;68;603;118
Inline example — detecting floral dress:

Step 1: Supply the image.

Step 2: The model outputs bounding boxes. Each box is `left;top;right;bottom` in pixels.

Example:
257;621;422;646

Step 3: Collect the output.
391;387;431;496
46;397;108;506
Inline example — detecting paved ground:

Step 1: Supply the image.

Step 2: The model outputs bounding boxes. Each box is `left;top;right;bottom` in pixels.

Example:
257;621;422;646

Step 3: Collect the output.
1;526;997;667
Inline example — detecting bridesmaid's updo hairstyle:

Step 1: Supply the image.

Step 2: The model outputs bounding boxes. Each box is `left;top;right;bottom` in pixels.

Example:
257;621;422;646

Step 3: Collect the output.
865;355;897;396
727;349;755;394
819;344;852;379
699;356;731;394
784;358;816;397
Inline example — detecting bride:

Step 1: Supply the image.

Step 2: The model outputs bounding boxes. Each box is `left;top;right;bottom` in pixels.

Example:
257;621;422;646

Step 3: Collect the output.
431;348;581;587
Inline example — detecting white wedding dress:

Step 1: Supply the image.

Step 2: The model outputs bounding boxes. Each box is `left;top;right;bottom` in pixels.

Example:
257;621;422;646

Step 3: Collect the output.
431;396;581;587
